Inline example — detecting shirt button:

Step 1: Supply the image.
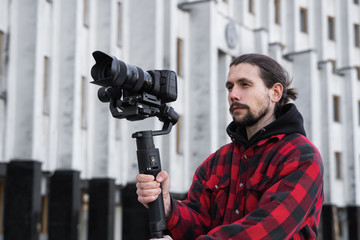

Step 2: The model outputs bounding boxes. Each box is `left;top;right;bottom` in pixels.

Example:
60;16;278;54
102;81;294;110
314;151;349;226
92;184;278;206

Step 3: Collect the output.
239;183;244;188
214;185;219;189
235;209;240;214
244;155;248;160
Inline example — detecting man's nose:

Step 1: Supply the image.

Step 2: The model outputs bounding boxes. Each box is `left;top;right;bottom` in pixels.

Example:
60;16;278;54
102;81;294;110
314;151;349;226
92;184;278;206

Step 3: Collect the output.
229;87;241;102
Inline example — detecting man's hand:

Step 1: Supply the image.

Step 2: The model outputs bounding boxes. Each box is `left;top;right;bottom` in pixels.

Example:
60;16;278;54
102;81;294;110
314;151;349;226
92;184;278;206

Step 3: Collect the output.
150;235;173;240
136;170;172;218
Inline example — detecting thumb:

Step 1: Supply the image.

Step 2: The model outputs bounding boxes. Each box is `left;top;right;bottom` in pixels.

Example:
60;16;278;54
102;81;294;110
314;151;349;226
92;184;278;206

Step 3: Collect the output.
156;170;172;217
156;170;170;197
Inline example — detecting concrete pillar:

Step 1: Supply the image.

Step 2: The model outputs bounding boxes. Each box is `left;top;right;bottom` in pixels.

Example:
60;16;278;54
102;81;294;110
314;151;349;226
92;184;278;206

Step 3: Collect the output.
53;0;77;168
269;42;283;61
290;50;321;146
217;51;231;147
5;0;38;160
282;0;296;52
318;60;333;202
0;1;8;160
337;0;351;66
254;28;269;54
186;1;215;172
88;0;112;179
342;68;359;204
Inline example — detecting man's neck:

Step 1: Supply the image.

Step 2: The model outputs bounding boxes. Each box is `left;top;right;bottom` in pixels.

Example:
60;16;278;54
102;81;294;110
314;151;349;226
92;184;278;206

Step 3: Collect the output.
246;112;276;140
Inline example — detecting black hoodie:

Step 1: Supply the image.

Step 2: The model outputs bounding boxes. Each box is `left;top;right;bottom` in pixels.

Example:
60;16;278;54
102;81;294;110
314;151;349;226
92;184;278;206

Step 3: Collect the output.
226;103;306;149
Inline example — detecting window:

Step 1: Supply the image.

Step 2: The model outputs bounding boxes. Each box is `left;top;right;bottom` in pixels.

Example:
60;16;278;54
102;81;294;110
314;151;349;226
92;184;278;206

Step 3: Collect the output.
335;152;342;179
358;100;360;126
176;38;183;77
0;31;3;74
176;115;182;155
40;196;48;234
249;0;254;14
43;56;51;115
333;95;340;122
300;8;308;33
354;24;360;47
328;17;335;40
82;191;89;211
330;59;337;72
274;0;280;25
81;76;88;128
337;208;345;238
356;66;360;80
83;0;89;27
117;2;123;46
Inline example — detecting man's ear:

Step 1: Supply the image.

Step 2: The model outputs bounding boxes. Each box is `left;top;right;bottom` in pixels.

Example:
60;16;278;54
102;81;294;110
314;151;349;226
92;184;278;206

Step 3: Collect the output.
271;83;283;103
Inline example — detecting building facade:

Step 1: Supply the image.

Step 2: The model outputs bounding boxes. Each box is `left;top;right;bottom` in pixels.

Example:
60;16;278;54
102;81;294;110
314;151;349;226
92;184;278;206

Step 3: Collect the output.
0;0;359;239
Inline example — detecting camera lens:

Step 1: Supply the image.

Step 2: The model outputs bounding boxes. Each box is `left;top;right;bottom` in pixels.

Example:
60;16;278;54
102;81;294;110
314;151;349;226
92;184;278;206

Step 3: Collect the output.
91;51;177;104
104;65;112;78
91;51;156;94
97;87;111;102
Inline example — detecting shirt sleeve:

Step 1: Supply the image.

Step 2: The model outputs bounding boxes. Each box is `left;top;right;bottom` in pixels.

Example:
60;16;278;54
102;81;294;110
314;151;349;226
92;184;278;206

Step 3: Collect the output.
166;158;215;238
167;145;324;240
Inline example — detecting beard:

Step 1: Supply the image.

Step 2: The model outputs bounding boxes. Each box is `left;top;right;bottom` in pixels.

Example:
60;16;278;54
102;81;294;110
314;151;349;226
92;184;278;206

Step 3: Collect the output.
230;97;270;127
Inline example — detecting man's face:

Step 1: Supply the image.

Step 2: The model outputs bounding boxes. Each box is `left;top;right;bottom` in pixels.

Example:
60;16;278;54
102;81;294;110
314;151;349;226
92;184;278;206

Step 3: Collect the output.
226;63;274;127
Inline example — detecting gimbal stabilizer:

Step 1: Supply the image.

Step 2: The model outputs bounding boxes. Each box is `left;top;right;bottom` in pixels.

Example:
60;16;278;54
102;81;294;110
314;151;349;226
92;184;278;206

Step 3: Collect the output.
90;51;179;238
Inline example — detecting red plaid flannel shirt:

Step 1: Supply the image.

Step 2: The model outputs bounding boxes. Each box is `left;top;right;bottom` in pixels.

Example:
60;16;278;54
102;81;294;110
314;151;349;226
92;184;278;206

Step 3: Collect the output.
166;133;324;239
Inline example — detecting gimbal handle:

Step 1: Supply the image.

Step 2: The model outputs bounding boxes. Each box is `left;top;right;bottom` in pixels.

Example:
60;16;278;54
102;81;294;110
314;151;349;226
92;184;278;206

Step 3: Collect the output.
133;131;167;238
126;102;178;238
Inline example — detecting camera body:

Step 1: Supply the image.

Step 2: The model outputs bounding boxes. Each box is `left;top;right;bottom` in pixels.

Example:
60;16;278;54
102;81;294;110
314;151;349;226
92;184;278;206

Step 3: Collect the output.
91;51;177;122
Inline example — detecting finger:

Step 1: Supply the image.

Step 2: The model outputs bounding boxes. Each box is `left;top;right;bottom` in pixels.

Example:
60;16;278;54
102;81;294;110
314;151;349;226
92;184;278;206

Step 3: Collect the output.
137;190;161;203
138;194;158;204
136;181;160;190
137;187;161;198
156;170;169;183
149;236;173;240
156;171;170;196
136;174;155;182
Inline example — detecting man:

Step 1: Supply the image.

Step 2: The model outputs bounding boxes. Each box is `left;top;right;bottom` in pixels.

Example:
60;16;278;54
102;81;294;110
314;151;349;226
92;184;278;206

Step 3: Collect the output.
136;54;324;239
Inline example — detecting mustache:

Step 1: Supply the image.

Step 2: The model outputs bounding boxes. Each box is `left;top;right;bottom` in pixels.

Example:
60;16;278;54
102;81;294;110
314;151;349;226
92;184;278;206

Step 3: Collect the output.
229;102;249;113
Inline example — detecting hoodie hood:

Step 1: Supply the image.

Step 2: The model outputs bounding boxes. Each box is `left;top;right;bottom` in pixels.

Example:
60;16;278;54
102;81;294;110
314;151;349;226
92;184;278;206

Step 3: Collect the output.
226;103;306;149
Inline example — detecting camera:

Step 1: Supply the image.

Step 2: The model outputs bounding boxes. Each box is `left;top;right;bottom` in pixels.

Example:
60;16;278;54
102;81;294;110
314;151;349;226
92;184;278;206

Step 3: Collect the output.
90;51;178;122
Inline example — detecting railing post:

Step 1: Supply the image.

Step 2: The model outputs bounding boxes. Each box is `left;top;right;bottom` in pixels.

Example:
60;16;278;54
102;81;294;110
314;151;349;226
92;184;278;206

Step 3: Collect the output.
3;160;42;240
48;170;81;240
122;183;150;239
88;178;115;240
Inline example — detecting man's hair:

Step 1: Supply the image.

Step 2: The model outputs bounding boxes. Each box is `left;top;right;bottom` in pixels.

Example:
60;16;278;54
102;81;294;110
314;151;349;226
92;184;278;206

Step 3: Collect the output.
230;54;297;110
